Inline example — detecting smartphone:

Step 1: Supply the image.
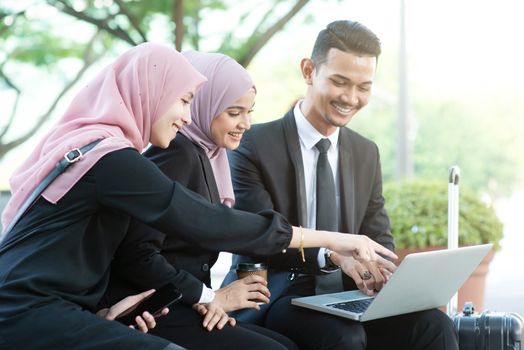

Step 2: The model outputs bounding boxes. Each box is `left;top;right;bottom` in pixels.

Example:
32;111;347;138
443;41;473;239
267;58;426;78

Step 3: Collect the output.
116;283;182;326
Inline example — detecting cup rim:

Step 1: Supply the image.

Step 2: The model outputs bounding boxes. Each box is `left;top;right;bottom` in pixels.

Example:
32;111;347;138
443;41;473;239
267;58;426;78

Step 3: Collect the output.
236;262;267;272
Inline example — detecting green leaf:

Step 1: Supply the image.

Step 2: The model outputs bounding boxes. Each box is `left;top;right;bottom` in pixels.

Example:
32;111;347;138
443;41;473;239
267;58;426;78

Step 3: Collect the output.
384;180;503;250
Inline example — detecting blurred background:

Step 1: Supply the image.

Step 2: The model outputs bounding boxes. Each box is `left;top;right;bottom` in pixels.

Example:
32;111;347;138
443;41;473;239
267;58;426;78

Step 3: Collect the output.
1;0;523;313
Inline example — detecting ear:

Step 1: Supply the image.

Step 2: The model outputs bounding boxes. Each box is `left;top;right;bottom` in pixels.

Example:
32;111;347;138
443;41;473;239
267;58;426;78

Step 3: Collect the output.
300;58;315;85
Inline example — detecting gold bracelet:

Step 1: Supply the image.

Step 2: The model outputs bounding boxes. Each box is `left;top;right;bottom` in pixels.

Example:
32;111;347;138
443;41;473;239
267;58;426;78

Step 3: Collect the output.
299;226;305;262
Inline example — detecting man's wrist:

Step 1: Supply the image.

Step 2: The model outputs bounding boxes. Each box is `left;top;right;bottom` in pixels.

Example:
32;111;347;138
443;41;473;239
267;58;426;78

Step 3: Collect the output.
323;249;340;271
329;250;342;267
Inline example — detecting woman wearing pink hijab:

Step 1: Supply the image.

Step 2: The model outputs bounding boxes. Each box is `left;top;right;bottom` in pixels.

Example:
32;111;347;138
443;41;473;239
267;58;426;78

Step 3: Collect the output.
0;43;395;349
0;42;206;350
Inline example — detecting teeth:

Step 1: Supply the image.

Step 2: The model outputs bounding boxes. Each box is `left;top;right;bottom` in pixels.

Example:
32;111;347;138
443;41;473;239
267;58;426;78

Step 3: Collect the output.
332;103;352;114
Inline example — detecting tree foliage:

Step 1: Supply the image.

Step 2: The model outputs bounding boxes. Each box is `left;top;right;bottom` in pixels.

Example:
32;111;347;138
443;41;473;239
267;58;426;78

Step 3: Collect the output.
0;0;313;160
350;87;524;198
384;180;503;249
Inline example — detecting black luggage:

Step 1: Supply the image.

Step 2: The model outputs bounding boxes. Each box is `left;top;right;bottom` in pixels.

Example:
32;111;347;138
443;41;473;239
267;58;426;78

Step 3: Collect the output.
453;302;523;350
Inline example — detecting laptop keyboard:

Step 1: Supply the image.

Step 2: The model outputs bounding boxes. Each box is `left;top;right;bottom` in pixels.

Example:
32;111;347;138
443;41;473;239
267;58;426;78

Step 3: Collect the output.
327;298;373;313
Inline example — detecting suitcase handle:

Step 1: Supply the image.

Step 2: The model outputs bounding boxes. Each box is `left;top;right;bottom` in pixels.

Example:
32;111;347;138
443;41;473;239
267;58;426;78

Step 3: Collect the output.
449;166;460;185
447;166;460;315
463;302;475;316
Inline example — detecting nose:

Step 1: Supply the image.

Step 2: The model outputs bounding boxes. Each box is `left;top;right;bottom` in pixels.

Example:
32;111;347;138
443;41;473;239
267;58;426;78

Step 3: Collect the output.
239;113;251;130
182;110;192;126
341;86;359;107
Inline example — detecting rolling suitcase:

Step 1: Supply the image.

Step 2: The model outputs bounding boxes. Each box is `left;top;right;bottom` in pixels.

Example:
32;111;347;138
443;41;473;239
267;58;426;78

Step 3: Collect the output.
447;167;523;349
453;302;523;350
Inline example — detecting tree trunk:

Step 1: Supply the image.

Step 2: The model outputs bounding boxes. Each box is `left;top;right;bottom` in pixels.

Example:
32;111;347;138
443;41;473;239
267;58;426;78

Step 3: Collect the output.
173;0;184;51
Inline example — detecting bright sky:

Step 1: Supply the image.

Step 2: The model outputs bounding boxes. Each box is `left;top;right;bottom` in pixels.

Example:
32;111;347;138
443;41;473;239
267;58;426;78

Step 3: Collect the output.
256;0;524;96
1;0;523;189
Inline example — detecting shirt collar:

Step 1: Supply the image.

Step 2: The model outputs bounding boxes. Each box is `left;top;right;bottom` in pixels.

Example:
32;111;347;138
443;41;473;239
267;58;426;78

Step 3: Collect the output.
294;100;340;151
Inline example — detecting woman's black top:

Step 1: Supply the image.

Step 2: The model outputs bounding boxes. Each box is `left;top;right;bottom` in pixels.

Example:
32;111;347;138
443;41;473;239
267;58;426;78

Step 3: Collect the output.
0;147;291;321
104;135;253;305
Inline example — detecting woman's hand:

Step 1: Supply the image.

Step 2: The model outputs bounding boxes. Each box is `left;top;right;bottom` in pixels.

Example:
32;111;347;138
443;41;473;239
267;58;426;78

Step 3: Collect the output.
193;302;236;331
213;275;270;312
327;233;397;263
97;289;169;333
289;227;397;263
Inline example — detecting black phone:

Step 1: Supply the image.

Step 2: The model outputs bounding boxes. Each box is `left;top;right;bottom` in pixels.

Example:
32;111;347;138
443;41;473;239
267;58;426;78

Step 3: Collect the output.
115;283;182;326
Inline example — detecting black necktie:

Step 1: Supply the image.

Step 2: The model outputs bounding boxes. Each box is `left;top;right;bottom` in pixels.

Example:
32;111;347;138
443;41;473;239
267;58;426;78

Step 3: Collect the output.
315;138;343;294
315;139;337;231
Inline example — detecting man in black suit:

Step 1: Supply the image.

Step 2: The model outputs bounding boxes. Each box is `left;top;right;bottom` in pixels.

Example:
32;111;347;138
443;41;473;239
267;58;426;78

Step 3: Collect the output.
225;20;458;349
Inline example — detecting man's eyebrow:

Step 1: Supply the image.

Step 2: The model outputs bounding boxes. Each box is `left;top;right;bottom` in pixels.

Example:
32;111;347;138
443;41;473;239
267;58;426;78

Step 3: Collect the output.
332;74;373;85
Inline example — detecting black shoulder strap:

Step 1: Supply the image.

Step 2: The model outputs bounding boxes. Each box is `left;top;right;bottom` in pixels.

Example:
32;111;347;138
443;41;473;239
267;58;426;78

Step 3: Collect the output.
0;139;102;253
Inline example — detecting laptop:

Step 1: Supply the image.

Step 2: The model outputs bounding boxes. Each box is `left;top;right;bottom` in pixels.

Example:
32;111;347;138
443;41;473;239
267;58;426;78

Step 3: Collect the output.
291;244;492;322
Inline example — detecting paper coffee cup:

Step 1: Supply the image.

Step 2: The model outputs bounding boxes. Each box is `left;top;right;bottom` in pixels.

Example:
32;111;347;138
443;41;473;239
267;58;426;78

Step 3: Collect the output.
236;262;268;282
236;263;268;304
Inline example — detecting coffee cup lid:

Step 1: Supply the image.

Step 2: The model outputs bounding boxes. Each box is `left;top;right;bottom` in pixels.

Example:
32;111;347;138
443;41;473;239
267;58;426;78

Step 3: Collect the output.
236;262;267;271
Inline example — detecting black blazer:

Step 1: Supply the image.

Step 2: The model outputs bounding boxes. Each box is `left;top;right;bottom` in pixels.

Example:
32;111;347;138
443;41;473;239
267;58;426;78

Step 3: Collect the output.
146;133;222;287
105;134;224;305
223;108;394;313
103;131;294;318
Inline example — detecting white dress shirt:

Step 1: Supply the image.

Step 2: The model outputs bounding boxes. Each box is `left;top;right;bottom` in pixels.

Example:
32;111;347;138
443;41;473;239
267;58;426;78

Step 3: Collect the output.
200;286;215;303
294;101;341;269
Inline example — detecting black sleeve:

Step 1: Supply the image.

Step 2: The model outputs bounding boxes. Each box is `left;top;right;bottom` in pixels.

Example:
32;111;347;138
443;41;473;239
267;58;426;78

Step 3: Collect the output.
93;148;292;256
108;141;210;305
110;221;204;305
358;145;395;251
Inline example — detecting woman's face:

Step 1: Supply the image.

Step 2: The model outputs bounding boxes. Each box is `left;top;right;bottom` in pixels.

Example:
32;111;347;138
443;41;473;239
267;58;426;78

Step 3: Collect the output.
150;91;195;148
210;88;256;150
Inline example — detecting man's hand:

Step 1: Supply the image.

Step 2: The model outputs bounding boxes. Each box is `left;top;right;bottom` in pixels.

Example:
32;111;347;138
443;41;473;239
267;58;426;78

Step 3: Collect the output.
96;289;169;333
330;253;397;295
193;302;236;331
213;275;270;312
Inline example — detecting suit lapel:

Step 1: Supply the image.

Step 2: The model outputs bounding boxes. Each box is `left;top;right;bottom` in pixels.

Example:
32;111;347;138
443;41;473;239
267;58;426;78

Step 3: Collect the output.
282;110;308;227
198;151;221;204
338;128;357;233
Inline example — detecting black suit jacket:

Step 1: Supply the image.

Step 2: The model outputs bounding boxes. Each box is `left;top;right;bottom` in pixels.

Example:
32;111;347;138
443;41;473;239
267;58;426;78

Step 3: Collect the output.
102;133;293;325
103;134;221;306
223;108;394;321
146;133;223;287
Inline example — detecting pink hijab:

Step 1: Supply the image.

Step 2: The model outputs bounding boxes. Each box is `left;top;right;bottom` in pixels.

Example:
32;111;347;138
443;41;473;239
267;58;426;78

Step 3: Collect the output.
181;51;255;207
2;43;206;231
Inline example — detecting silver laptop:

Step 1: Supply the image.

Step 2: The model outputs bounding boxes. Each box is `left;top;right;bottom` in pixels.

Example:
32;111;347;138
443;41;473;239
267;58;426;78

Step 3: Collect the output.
291;244;492;322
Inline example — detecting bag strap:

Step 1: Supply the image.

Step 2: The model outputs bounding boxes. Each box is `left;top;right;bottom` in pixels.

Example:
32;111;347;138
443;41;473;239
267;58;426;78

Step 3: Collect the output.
0;139;102;253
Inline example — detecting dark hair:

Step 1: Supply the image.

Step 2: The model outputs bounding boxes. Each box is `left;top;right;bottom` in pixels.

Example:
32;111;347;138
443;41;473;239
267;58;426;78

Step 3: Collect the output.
311;20;381;65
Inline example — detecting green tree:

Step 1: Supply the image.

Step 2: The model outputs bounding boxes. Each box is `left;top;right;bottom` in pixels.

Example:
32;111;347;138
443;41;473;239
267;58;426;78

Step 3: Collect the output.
0;0;314;160
412;96;524;198
350;92;524;199
383;180;503;249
